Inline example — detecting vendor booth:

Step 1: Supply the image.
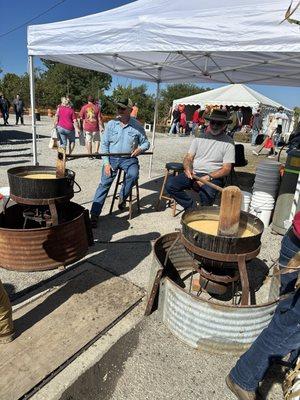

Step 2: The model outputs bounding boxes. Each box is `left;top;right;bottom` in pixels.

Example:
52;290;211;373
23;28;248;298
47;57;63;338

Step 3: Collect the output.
173;83;292;129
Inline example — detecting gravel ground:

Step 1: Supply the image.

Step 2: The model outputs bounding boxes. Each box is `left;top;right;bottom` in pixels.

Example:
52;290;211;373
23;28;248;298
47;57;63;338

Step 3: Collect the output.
0;116;286;399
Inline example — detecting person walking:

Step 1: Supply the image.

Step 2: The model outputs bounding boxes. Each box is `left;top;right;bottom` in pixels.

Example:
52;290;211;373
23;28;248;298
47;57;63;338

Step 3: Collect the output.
13;94;25;125
0;94;10;125
250;108;263;146
79;95;103;157
169;105;180;135
274;106;289;147
90;98;150;228
191;105;201;135
54;97;79;154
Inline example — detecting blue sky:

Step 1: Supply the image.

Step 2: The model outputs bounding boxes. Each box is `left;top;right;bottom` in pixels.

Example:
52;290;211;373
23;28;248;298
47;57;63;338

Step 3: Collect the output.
1;0;300;109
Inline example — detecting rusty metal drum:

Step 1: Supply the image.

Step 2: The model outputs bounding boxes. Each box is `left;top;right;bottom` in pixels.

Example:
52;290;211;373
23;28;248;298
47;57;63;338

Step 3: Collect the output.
0;202;91;271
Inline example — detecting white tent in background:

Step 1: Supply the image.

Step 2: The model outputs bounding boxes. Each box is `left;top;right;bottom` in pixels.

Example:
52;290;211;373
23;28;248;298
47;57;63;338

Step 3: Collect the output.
27;0;300;173
173;84;290;111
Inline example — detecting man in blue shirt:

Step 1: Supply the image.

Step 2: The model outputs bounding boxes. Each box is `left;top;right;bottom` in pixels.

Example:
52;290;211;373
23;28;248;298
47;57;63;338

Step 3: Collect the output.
90;98;150;227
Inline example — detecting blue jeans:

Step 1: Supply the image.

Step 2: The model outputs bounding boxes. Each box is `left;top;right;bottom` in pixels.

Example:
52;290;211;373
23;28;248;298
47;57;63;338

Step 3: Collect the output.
230;230;300;392
165;172;222;209
91;157;139;216
192;122;199;135
57;126;75;148
169;121;179;134
251;129;259;145
279;229;299;295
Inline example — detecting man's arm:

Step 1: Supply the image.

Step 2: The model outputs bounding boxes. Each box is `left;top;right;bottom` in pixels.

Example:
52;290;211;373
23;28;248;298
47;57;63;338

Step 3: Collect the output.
195;164;232;187
131;124;150;157
183;153;195;179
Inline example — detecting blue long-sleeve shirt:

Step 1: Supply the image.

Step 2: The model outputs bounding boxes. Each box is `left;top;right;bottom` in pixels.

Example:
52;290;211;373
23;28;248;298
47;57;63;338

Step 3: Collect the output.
101;118;150;165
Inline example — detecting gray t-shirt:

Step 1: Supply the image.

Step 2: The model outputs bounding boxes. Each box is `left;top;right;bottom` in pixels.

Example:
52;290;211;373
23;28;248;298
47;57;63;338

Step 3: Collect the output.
188;132;235;174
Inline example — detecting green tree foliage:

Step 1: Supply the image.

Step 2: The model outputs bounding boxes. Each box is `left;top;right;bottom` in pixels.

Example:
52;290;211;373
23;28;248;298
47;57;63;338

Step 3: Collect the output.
158;83;211;122
104;83;155;122
39;60;112;109
0;73;30;104
294;106;300;124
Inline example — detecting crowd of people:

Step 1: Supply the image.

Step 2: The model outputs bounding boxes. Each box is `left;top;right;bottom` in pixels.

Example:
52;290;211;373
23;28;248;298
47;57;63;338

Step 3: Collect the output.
0;93;25;126
169;104;244;137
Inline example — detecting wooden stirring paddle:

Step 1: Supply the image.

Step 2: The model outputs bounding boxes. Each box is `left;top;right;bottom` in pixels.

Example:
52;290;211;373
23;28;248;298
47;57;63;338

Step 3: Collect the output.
56;148;66;178
217;186;242;237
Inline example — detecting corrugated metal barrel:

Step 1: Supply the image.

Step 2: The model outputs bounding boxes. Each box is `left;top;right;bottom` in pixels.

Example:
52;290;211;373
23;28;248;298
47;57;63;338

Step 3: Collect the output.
153;233;279;354
0;202;89;271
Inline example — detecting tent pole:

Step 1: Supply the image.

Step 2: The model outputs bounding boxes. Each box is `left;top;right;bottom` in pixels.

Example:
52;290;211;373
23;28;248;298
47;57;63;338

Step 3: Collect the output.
29;55;38;166
148;79;160;179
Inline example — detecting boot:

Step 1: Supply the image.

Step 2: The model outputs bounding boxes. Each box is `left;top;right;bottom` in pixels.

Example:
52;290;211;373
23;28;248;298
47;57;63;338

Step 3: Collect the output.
226;375;257;400
0;280;14;344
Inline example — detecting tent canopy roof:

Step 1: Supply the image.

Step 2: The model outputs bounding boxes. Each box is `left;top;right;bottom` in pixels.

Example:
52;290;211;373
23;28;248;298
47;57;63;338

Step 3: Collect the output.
173;84;291;110
27;0;300;86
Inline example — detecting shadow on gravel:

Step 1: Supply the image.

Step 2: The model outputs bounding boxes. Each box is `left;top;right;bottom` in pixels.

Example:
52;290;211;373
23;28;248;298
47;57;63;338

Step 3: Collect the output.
3;283;15;296
0;160;30;166
0;147;30;153
60;322;142;400
0;153;32;159
0;130;47;145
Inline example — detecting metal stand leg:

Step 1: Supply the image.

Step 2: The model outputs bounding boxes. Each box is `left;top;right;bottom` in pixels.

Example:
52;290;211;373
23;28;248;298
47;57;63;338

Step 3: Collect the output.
48;200;58;226
238;255;250;305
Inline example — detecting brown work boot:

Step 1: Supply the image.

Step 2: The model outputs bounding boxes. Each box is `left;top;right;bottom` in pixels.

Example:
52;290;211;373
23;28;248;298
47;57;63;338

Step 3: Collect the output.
0;331;15;344
226;375;257;400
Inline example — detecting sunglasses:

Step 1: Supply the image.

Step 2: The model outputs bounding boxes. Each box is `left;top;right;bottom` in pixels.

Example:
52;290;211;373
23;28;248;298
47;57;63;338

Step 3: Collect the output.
210;120;226;126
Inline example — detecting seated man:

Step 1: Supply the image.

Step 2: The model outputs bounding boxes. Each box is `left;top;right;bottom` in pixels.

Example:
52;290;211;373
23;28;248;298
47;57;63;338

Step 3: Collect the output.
165;109;235;209
90;98;150;227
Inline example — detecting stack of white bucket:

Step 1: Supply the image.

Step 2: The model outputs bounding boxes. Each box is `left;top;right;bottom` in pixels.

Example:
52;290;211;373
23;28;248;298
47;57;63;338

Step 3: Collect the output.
249;160;281;227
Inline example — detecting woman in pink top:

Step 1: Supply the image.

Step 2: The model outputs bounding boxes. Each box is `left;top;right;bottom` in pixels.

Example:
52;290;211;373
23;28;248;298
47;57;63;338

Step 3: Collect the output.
54;97;79;154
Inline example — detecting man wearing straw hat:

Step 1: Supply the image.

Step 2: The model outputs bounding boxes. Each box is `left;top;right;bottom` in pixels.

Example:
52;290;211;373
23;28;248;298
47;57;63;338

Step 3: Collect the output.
90;98;149;227
166;109;235;209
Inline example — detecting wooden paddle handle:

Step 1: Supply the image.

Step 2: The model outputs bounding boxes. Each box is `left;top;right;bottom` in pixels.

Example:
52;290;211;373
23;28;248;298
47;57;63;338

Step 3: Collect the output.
217;186;242;237
192;174;223;192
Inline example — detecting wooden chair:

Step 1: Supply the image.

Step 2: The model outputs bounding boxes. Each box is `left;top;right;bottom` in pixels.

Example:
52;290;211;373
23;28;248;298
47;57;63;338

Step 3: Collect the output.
109;169;140;220
156;162;184;216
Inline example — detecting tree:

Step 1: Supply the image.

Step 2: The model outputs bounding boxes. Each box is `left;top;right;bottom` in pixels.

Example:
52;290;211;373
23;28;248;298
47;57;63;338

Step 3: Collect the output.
106;84;155;122
39;60;112;109
0;73;21;102
294;106;300;125
158;83;211;122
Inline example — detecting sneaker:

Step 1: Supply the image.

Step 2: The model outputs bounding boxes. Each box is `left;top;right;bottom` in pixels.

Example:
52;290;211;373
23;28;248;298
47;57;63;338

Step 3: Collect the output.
90;213;98;228
252;150;259;156
267;155;275;159
118;198;126;211
225;375;256;400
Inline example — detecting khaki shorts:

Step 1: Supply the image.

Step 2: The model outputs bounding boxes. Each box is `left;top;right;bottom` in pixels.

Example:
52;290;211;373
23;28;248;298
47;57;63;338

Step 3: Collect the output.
85;131;100;143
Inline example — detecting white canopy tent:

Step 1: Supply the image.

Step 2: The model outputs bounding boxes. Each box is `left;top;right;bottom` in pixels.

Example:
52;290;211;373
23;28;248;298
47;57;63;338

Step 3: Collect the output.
27;0;300;172
173;84;290;111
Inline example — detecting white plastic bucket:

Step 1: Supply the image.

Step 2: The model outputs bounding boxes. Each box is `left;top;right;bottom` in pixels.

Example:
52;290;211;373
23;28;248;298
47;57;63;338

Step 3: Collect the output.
249;207;272;227
241;191;252;212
